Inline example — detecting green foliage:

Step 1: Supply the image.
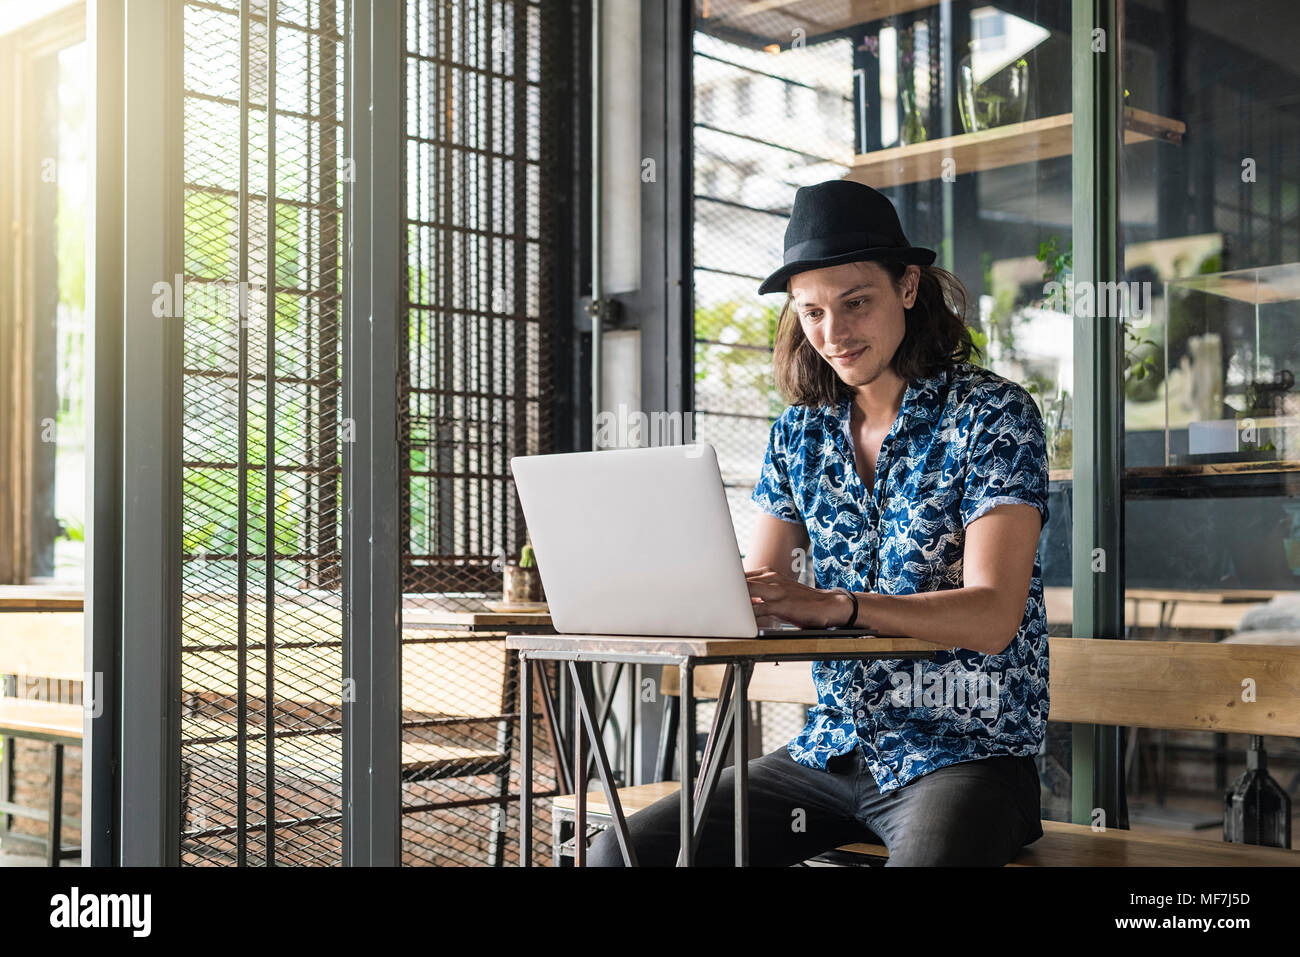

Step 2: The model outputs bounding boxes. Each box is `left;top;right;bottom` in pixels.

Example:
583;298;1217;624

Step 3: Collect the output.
1036;235;1072;285
520;543;536;568
56;186;85;310
1023;372;1054;398
1034;235;1163;399
176;184;348;562
1052;425;1073;466
978;250;1018;360
184;191;236;279
1196;251;1223;276
1124;326;1161;402
695;297;780;351
693;298;782;395
275;202;302;295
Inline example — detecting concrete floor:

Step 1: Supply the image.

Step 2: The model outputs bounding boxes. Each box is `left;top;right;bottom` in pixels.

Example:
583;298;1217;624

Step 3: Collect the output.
0;790;1291;865
0;834;82;866
0;848;47;866
1126;788;1300;844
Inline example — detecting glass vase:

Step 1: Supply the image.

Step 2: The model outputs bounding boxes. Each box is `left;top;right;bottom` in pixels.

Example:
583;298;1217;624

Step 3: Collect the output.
958;51;1030;133
900;87;926;144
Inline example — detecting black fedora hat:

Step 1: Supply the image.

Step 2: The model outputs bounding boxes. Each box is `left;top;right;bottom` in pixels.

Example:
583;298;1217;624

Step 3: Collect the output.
758;180;936;295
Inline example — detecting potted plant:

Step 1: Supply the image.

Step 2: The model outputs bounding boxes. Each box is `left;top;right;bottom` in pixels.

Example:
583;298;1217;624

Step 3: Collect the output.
502;538;545;605
1233;369;1292;463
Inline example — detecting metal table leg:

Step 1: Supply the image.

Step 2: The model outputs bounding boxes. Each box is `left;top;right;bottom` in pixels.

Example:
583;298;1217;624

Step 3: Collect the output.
1156;729;1167;806
689;670;737;857
534;660;571;793
677;660;754;866
573;662;587;867
48;744;64;868
582;662;627;785
681;664;751;865
676;660;695;867
693;665;735;803
541;659;625;797
734;661;752;866
626;663;638;788
519;651;533;867
552;809;565;867
568;661;638;866
654;694;679;783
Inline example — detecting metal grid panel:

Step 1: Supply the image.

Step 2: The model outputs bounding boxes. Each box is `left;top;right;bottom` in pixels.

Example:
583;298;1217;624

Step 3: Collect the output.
399;0;563;866
179;0;346;866
690;18;852;560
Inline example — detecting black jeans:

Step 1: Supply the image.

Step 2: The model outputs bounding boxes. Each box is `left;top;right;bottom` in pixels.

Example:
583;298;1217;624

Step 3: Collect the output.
586;744;1043;867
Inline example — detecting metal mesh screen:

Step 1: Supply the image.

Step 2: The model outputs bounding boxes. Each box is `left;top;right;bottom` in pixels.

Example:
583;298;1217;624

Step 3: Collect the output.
691;10;853;560
179;0;346;866
691;5;857;745
398;0;565;866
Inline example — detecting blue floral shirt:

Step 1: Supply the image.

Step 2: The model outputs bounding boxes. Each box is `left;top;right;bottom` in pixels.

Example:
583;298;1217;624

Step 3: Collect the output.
750;360;1051;792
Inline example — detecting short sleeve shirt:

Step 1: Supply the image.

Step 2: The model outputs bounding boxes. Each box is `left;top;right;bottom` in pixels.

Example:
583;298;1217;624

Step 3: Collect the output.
750;361;1051;792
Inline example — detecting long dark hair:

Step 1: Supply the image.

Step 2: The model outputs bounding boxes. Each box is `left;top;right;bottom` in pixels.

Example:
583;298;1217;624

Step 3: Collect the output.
771;258;982;407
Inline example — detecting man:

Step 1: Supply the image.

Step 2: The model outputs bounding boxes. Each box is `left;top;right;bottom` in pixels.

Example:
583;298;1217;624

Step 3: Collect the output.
588;180;1050;867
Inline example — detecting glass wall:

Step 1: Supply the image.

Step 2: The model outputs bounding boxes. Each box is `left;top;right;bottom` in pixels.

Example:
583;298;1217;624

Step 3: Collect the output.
690;0;1077;821
1119;0;1300;834
0;12;87;586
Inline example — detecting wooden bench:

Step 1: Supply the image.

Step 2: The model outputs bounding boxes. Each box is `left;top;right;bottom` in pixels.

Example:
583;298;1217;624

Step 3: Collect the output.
0;611;85;866
553;636;1300;866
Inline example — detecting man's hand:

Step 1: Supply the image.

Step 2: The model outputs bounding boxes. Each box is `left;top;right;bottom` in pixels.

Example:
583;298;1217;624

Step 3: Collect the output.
746;566;853;630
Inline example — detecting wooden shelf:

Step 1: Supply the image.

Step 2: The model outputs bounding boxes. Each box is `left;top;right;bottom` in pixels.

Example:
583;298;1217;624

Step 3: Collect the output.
1050;460;1300;498
846;108;1186;188
1052;461;1300;481
698;0;939;45
1127;460;1300;479
1170;265;1300;304
1041;586;1284;632
402;608;554;632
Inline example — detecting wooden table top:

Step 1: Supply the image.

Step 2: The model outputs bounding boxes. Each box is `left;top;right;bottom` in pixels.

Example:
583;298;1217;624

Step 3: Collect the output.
402;608;554;630
0;613;85;680
505;632;937;659
0;592;557;626
1042;586;1291;632
0;697;84;743
0;586;85;612
1123;587;1293;604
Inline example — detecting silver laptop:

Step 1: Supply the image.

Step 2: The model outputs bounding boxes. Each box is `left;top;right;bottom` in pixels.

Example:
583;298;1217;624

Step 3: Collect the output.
509;443;878;639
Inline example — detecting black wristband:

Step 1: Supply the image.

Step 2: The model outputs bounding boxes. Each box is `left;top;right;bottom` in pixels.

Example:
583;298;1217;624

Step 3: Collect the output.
835;587;858;628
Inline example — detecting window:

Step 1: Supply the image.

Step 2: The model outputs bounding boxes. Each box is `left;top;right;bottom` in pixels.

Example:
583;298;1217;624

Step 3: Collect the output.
690;0;1075;822
0;5;87;586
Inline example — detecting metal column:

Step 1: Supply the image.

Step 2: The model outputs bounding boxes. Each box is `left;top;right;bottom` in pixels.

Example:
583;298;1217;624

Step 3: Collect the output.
342;0;404;866
85;0;125;868
1071;0;1127;830
118;0;183;866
